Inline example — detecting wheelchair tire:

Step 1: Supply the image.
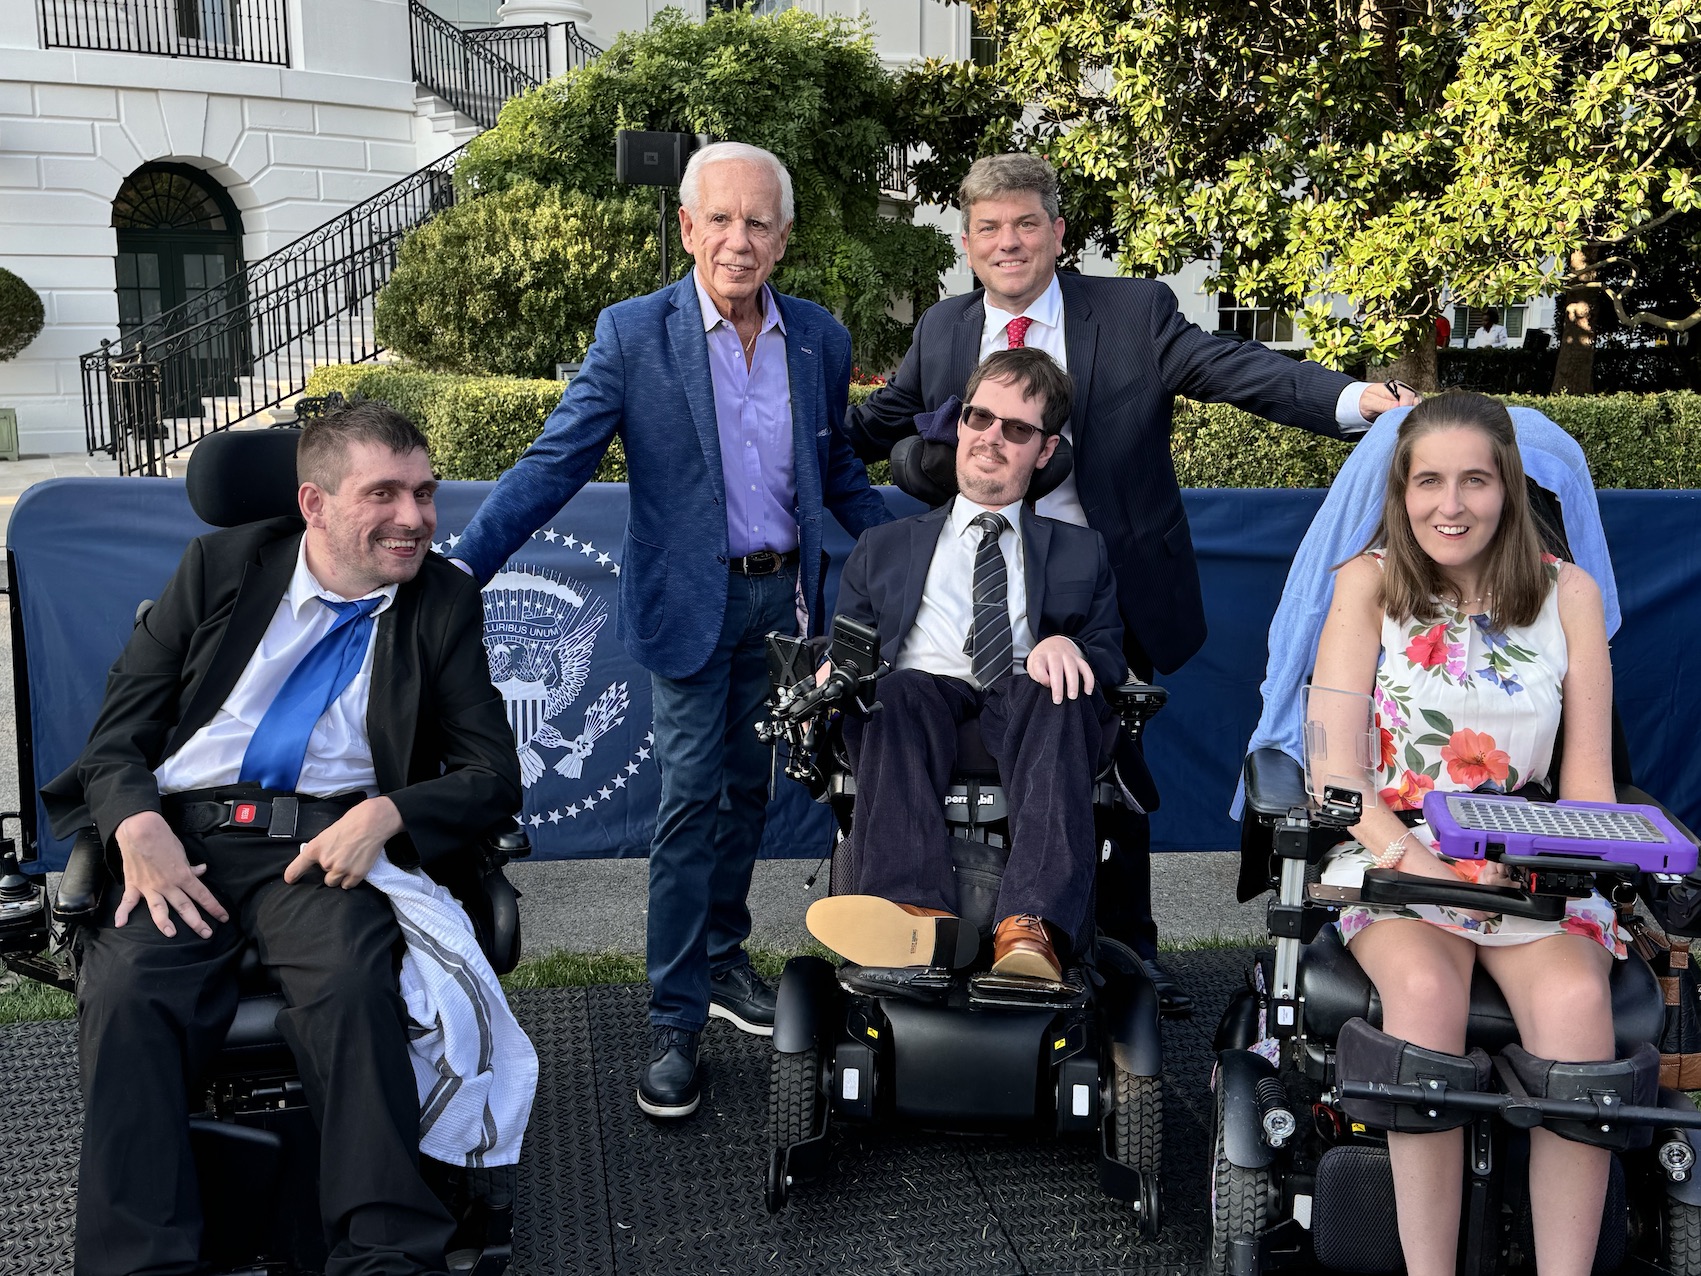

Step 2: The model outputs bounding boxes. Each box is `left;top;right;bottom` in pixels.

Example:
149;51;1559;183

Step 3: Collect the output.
1664;1195;1701;1276
769;1045;820;1151
1111;1064;1163;1178
1209;1085;1276;1276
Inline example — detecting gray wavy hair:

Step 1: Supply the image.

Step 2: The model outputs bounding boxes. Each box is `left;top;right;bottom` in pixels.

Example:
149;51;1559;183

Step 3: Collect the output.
958;153;1060;220
680;141;795;225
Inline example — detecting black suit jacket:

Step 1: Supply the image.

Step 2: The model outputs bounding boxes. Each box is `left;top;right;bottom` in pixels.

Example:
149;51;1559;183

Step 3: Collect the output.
848;272;1353;673
42;517;521;868
833;504;1124;690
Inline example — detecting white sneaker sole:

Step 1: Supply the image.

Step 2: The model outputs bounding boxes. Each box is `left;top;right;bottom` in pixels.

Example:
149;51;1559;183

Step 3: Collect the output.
708;1001;775;1036
635;1087;700;1119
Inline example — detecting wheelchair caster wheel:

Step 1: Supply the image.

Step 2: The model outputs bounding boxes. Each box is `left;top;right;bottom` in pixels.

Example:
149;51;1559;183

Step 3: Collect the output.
765;1147;790;1213
1138;1171;1162;1241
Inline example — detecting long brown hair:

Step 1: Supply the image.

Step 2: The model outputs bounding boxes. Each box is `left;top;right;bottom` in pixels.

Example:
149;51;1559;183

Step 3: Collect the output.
1365;392;1549;628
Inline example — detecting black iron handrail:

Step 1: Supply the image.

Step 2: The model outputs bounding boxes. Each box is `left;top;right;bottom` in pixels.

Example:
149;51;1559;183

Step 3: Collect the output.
79;5;603;473
81;150;462;471
877;143;913;199
38;0;289;65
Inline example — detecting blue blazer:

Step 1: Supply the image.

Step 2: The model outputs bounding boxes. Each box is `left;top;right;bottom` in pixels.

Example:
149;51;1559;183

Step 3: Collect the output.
834;504;1125;690
456;274;893;681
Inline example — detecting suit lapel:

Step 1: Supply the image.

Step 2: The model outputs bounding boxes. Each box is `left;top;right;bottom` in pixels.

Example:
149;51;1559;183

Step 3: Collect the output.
951;295;984;395
166;532;300;756
666;275;725;492
896;504;952;653
366;585;418;793
779;294;821;505
1021;511;1050;634
1060;274;1098;446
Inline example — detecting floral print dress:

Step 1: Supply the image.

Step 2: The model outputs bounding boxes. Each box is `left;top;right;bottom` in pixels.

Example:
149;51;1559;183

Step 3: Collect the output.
1320;552;1625;958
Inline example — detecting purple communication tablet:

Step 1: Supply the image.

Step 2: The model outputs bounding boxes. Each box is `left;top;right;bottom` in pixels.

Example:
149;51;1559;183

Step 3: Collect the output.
1422;791;1698;875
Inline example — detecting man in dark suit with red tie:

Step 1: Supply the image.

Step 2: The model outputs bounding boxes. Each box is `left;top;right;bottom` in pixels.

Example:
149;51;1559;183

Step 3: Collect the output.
43;403;520;1276
847;154;1417;1012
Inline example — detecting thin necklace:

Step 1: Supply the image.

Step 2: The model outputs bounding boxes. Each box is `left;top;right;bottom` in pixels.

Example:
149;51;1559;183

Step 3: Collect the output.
742;325;759;356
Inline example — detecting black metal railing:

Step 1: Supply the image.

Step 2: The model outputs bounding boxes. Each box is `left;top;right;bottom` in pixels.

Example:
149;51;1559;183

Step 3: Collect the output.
82;151;462;473
412;2;601;128
463;21;551;85
877;143;913;199
38;0;289;65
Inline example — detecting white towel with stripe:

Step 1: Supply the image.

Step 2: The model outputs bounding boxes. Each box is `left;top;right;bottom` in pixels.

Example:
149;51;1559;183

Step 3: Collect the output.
366;855;538;1168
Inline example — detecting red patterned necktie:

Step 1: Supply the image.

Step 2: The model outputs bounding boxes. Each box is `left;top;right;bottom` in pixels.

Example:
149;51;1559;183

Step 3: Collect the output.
1005;316;1033;349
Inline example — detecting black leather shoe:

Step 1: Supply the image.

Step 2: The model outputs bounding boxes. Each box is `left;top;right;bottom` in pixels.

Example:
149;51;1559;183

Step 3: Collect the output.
1144;958;1194;1019
636;1027;701;1119
708;962;776;1036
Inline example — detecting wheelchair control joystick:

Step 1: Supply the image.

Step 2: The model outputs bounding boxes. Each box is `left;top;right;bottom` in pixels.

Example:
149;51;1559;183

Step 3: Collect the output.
0;814;46;959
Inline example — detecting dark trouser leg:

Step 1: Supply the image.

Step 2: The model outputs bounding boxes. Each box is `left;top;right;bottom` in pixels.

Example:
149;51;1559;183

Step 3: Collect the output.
246;865;453;1276
705;572;795;976
648;573;790;1030
979;674;1116;950
1097;804;1158;961
74;886;243;1276
841;670;978;913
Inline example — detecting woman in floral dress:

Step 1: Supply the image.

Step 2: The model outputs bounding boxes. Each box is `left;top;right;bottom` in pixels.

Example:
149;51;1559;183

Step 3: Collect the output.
1311;392;1618;1276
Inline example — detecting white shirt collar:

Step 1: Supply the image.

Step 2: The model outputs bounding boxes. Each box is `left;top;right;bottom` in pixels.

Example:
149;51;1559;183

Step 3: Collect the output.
950;494;1025;539
693;271;785;336
287;536;398;620
983;272;1063;337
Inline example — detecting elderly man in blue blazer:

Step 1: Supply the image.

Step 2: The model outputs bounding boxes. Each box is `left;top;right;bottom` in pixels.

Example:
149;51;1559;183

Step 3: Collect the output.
453;141;891;1119
809;348;1123;983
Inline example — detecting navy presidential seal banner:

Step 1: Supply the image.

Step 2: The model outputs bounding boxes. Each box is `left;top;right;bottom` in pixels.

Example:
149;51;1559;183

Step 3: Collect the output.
9;480;1701;869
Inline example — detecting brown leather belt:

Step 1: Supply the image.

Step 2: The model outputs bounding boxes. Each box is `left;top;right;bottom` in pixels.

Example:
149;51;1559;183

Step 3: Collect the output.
728;549;800;576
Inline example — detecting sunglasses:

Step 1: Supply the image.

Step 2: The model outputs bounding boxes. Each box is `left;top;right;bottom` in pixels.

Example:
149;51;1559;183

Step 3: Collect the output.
959;403;1047;446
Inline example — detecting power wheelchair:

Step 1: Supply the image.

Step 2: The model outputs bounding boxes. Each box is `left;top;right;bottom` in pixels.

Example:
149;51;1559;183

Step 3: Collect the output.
0;427;529;1276
1211;481;1701;1276
758;433;1172;1236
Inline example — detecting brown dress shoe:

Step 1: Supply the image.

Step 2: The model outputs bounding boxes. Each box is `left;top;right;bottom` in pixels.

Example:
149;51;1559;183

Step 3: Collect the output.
991;914;1062;981
806;895;980;969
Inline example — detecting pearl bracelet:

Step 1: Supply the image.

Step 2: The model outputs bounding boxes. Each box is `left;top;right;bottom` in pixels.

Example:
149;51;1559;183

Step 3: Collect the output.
1374;830;1414;869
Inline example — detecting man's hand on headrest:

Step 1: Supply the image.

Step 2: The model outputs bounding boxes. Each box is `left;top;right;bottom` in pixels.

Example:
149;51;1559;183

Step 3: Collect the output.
113;810;230;940
285;796;404;890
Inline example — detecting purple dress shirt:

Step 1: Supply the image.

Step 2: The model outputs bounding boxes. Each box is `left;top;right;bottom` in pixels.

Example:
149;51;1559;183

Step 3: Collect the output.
694;272;797;557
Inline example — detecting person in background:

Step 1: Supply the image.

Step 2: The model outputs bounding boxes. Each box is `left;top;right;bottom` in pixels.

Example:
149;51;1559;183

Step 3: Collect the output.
1472;307;1510;348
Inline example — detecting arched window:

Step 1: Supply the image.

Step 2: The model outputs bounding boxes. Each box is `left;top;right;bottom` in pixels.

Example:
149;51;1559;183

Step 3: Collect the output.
112;162;243;339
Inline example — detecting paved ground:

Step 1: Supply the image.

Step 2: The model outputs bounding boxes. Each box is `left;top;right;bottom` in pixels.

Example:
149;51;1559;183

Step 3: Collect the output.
0;459;1267;959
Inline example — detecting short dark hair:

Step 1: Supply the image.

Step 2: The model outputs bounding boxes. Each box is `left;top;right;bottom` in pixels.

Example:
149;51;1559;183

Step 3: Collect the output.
959;153;1061;221
297;401;430;492
963;347;1073;436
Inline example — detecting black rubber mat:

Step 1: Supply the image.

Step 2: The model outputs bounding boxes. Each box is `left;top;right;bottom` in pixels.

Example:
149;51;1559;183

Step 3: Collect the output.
0;947;1256;1276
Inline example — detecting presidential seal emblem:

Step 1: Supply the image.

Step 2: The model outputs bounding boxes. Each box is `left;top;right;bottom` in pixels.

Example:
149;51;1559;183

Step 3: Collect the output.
481;567;612;787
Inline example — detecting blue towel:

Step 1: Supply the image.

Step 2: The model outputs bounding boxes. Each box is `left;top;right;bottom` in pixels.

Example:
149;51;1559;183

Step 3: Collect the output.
1231;405;1621;819
916;395;962;444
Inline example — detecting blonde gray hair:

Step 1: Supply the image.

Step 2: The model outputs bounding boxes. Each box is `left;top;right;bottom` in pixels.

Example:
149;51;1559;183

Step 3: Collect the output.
680;141;794;226
958;153;1060;220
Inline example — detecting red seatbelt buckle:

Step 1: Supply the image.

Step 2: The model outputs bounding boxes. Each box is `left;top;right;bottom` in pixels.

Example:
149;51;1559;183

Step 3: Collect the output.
231;802;259;826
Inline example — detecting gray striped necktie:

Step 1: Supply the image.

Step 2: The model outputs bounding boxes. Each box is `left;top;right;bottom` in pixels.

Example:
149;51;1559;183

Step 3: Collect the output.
968;511;1014;687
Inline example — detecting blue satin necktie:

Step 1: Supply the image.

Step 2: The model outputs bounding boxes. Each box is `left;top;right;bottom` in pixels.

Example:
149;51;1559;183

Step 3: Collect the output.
238;595;384;792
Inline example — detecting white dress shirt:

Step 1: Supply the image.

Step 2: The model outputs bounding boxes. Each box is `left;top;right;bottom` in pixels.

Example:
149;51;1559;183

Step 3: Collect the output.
1473;324;1510;348
897;495;1036;687
154;539;397;796
977;275;1379;527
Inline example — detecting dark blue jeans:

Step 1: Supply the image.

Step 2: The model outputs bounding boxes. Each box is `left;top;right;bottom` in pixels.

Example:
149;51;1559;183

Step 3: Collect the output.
646;570;793;1031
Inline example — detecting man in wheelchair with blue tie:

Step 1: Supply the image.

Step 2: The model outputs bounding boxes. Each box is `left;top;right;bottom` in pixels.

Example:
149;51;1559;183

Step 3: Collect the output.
805;346;1122;989
41;403;522;1276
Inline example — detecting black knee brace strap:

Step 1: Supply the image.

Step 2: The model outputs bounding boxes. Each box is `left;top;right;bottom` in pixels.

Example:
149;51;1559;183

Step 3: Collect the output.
1501;1042;1659;1151
1336;1017;1492;1133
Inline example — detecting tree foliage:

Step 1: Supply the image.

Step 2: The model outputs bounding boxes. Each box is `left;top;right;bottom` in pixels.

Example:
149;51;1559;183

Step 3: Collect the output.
901;0;1701;371
448;7;956;370
0;267;44;363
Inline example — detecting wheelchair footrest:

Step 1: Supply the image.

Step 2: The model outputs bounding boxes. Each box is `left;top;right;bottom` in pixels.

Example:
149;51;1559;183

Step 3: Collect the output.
968;967;1088;1010
839;964;955;1002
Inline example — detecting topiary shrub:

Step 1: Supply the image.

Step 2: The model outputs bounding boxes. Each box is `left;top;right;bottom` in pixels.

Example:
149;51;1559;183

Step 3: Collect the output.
374;183;661;379
0;268;45;363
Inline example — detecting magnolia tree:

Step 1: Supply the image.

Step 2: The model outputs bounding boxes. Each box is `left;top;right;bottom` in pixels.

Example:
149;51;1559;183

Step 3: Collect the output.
901;0;1701;390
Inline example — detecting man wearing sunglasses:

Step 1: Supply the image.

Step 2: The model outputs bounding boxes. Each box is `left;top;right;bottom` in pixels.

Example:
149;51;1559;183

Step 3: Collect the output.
847;153;1420;1015
807;348;1124;982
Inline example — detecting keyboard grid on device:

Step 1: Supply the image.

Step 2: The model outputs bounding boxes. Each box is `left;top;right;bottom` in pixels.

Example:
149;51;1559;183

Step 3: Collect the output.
1447;796;1663;843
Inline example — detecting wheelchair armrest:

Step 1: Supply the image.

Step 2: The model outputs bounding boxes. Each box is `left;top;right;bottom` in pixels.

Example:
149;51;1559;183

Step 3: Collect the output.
486;824;531;865
54;826;108;922
1105;678;1167;719
1243;748;1308;819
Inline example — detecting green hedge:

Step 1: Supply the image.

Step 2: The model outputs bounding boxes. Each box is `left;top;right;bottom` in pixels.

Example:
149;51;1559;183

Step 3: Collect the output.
306;364;1701;490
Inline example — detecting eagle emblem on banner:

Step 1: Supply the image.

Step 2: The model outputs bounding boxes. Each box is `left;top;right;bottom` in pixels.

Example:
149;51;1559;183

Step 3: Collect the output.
480;567;620;787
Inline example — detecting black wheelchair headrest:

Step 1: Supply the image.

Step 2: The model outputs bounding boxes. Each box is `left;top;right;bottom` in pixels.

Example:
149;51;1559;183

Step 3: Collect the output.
889;432;1075;510
185;429;303;529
